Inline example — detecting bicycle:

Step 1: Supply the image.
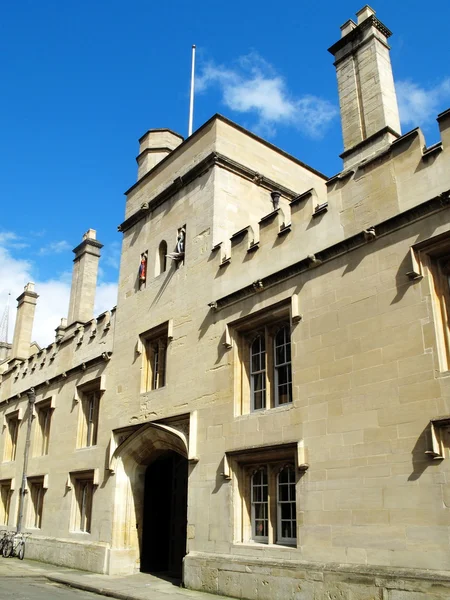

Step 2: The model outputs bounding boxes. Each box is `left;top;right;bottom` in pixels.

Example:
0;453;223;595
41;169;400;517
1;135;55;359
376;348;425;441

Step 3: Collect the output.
2;532;30;560
0;530;12;556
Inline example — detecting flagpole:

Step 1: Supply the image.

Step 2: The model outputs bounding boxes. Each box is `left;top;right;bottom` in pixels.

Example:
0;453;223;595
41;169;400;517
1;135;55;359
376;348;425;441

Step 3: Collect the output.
188;44;196;137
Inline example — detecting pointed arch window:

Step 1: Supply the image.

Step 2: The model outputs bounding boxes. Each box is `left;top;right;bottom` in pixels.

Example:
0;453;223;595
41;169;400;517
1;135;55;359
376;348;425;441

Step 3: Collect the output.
155;241;167;277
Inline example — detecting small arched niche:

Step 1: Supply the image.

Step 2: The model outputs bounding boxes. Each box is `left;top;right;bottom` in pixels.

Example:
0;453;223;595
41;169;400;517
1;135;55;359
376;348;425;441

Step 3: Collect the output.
155;241;167;276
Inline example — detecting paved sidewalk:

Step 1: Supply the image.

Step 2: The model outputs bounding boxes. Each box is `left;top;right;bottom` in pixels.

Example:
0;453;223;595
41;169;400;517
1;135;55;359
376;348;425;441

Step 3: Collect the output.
0;558;231;600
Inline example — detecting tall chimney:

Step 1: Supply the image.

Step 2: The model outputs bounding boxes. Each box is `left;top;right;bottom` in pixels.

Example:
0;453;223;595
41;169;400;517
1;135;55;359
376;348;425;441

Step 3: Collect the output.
328;5;401;168
11;283;39;360
67;229;103;326
136;129;184;180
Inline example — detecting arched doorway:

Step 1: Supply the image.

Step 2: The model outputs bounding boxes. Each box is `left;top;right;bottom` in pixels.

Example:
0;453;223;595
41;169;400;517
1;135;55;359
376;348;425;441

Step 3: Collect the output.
141;451;188;576
109;422;189;579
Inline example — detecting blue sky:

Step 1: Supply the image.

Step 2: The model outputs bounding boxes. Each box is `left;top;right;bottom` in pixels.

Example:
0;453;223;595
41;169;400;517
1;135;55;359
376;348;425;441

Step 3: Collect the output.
0;1;449;345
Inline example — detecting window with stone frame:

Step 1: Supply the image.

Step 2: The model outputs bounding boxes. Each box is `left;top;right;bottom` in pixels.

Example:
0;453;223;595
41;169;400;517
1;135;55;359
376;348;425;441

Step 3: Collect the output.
71;471;95;533
27;477;45;529
3;412;20;462
409;234;450;371
77;388;100;448
34;400;53;456
229;445;297;546
0;480;12;526
234;305;293;414
141;323;168;392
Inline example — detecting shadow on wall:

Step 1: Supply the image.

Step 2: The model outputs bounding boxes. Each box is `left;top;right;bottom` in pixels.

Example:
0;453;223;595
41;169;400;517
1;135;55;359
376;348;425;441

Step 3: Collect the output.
408;424;439;481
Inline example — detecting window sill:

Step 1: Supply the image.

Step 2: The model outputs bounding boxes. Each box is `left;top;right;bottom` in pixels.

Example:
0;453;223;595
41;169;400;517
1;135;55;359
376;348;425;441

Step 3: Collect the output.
233;541;297;550
237;403;294;419
140;386;166;396
75;445;98;452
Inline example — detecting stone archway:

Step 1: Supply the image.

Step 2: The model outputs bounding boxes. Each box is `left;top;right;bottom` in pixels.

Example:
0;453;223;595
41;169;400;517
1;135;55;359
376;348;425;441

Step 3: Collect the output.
108;422;189;577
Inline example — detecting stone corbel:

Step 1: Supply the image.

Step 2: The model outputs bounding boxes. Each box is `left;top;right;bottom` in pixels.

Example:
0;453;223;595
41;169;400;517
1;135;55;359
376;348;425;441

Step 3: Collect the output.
108;433;119;474
167;319;173;341
188;410;199;463
291;295;302;324
223;325;233;349
307;254;322;268
297;440;309;471
425;418;450;459
135;338;144;356
364;227;376;241
222;454;232;480
43;474;49;489
406;246;423;280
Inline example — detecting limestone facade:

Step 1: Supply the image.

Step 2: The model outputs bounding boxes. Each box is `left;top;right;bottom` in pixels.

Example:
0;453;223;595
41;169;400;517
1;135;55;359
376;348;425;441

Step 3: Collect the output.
2;6;450;599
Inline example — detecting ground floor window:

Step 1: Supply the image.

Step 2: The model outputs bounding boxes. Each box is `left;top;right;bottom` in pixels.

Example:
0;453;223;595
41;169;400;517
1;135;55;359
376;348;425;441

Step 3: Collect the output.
28;477;45;529
230;445;298;546
71;472;95;533
0;480;12;526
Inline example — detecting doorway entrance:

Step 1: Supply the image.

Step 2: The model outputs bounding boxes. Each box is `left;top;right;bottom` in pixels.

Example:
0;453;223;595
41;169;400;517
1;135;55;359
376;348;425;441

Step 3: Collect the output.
141;451;188;578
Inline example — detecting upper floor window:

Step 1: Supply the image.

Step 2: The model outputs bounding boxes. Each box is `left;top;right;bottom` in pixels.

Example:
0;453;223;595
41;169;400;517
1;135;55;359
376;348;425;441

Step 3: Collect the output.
250;335;266;411
34;401;53;456
3;413;20;462
244;322;292;412
77;389;100;448
274;326;292;406
141;323;168;392
409;234;450;371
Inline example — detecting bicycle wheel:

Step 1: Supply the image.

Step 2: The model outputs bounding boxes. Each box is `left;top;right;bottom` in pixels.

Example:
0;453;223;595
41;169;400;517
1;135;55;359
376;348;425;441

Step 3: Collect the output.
17;542;25;560
2;540;13;558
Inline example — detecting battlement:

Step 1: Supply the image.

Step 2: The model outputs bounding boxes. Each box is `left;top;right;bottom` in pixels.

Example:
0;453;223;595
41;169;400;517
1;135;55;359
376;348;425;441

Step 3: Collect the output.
0;307;116;404
208;115;450;303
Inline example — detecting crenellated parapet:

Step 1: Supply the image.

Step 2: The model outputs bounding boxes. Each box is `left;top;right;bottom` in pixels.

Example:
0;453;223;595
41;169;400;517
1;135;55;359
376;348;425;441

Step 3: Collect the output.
207;111;450;306
0;308;116;405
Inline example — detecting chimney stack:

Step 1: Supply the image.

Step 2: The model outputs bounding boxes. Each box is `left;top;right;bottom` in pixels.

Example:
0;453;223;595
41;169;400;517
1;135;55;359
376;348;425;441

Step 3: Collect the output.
328;5;401;168
11;283;38;360
67;229;103;326
136;129;184;180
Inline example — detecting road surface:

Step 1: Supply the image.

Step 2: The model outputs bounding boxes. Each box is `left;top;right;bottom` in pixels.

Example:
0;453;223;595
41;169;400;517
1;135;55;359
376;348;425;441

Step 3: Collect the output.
0;577;105;600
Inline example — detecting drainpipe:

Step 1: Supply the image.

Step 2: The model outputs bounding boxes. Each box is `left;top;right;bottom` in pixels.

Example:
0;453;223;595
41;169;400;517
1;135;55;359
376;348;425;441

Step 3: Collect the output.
16;388;36;533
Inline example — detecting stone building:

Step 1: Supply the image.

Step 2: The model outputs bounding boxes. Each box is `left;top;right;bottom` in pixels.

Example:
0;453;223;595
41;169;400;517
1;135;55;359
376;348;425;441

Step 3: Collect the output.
1;6;450;599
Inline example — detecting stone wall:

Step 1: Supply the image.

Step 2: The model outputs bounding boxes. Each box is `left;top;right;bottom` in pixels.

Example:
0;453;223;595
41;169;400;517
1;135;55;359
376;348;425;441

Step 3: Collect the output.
185;552;450;600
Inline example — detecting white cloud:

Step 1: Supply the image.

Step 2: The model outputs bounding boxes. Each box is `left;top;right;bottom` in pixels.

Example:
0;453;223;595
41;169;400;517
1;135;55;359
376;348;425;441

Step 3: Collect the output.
0;232;118;349
197;53;337;138
39;240;72;255
396;78;450;127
